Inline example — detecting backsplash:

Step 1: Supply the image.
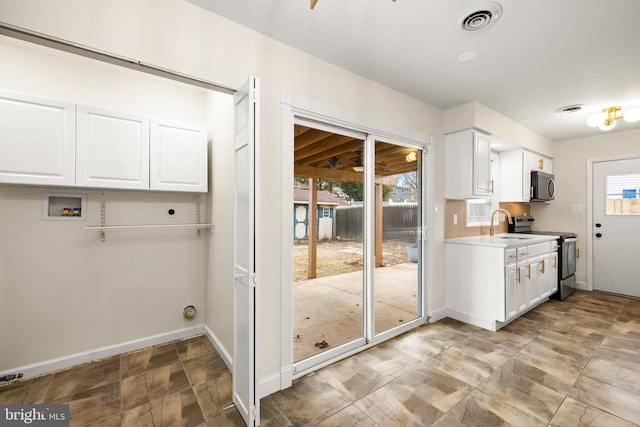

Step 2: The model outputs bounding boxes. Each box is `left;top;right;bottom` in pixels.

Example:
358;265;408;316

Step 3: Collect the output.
445;200;530;238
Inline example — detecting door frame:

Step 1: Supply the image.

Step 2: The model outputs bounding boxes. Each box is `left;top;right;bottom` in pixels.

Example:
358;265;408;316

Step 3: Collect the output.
279;93;434;388
586;153;640;292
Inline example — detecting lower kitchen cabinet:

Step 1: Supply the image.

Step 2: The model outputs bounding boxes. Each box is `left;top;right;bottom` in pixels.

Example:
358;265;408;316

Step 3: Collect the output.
446;236;558;331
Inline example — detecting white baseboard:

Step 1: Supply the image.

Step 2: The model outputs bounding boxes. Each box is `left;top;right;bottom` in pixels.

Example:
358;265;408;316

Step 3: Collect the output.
428;306;449;323
575;280;589;291
0;325;205;381
202;325;233;371
446;308;499;331
259;371;282;398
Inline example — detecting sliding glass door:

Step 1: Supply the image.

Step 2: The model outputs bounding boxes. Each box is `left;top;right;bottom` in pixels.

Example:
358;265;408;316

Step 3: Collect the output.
290;119;426;374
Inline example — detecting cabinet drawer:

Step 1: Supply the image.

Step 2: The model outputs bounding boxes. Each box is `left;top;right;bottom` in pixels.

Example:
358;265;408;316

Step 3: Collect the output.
518;242;550;258
505;248;517;264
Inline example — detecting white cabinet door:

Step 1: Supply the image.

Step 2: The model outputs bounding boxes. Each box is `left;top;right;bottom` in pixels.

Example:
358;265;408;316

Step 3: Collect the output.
0;91;76;186
505;263;521;321
500;149;553;202
474;132;492;196
445;129;491;199
76;106;149;189
548;251;558;295
150;119;208;192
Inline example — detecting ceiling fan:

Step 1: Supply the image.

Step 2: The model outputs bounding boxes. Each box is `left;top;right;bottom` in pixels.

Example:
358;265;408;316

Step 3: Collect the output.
311;0;396;10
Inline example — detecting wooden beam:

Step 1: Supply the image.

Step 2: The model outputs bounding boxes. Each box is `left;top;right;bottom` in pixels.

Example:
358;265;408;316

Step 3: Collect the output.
308;178;318;279
294;164;398;185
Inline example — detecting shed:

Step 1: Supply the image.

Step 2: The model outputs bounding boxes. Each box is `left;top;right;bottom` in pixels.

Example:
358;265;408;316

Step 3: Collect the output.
293;189;349;241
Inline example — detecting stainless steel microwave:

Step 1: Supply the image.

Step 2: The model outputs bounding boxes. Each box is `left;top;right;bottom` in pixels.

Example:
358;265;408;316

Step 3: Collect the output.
530;170;555;201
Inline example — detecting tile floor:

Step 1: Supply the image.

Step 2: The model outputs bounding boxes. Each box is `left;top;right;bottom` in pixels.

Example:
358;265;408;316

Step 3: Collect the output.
0;335;244;426
1;290;639;426
262;290;640;426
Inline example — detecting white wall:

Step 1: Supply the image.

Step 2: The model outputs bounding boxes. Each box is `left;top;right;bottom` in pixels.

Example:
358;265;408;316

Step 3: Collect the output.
0;0;444;384
530;128;640;285
0;35;213;371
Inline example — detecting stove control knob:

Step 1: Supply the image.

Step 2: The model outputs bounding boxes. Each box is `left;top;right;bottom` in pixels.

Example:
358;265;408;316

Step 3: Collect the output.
595;233;602;238
595;223;602;228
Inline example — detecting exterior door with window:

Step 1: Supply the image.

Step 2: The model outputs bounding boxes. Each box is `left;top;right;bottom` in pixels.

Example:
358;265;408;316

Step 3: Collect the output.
592;157;640;297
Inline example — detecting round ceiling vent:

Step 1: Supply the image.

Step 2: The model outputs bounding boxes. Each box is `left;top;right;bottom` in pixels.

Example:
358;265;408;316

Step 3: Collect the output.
459;2;503;32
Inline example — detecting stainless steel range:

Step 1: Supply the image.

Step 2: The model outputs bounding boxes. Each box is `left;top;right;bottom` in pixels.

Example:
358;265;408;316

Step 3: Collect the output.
509;216;577;300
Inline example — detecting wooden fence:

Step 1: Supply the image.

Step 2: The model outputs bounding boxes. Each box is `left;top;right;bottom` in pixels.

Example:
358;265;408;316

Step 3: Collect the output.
335;203;419;242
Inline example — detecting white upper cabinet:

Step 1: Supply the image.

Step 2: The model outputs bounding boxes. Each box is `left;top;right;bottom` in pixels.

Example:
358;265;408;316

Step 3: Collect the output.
0;91;76;187
445;129;492;199
150;119;208;192
0;91;208;193
499;149;553;202
76;106;150;190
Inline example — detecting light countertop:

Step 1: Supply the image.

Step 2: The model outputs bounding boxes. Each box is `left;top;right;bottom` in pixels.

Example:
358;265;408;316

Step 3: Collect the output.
445;233;559;248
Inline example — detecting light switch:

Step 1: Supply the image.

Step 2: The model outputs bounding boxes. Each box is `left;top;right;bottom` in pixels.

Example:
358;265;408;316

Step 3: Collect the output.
453;214;458;225
570;204;583;213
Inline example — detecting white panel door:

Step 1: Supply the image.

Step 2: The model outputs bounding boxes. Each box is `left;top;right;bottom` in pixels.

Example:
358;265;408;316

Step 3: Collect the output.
0;91;75;186
233;77;259;427
150;119;208;192
76;106;149;189
593;157;640;296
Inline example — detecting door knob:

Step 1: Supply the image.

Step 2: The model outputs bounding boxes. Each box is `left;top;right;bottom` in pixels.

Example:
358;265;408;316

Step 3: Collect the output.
595;233;602;238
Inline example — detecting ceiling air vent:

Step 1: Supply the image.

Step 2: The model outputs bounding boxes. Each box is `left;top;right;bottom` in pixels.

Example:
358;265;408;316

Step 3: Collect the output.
556;104;585;114
458;2;503;32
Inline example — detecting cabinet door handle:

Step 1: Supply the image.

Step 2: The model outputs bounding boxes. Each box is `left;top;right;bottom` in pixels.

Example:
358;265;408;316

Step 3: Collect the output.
538;159;544;170
527;264;531;279
516;267;521;284
577;248;580;259
490;179;495;194
540;259;545;274
553;256;557;269
520;252;529;256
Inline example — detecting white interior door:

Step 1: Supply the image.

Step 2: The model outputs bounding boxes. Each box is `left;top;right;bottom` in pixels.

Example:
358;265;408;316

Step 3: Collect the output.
592;157;640;296
233;76;259;426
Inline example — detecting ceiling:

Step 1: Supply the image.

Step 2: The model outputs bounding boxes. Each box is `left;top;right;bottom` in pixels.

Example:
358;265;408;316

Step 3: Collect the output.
294;125;418;180
188;0;640;142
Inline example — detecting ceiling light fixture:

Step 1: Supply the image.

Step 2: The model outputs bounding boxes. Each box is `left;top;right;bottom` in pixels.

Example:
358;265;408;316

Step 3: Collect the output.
587;106;640;131
353;151;364;172
405;151;418;162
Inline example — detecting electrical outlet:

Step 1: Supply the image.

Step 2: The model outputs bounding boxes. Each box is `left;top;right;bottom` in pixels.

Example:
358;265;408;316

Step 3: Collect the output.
570;204;583;213
453;214;458;225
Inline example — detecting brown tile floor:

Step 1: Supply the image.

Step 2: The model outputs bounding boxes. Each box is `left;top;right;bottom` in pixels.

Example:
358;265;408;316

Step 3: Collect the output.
0;335;244;426
1;290;639;426
262;290;640;426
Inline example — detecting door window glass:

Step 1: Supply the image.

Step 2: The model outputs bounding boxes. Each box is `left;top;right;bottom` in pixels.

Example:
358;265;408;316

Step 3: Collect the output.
606;173;640;215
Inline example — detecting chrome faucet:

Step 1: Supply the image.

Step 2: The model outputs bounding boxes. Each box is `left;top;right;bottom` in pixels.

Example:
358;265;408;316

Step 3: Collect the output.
490;208;513;236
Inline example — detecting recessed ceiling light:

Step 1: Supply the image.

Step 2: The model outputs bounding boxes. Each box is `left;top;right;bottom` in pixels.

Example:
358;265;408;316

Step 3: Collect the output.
458;51;477;62
556;104;585;114
458;2;503;33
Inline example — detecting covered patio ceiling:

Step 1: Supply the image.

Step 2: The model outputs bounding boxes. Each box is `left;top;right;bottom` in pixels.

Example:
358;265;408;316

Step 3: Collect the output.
294;125;419;182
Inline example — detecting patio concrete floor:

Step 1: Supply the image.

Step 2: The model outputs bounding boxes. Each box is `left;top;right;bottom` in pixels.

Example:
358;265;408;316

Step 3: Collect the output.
293;263;419;361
